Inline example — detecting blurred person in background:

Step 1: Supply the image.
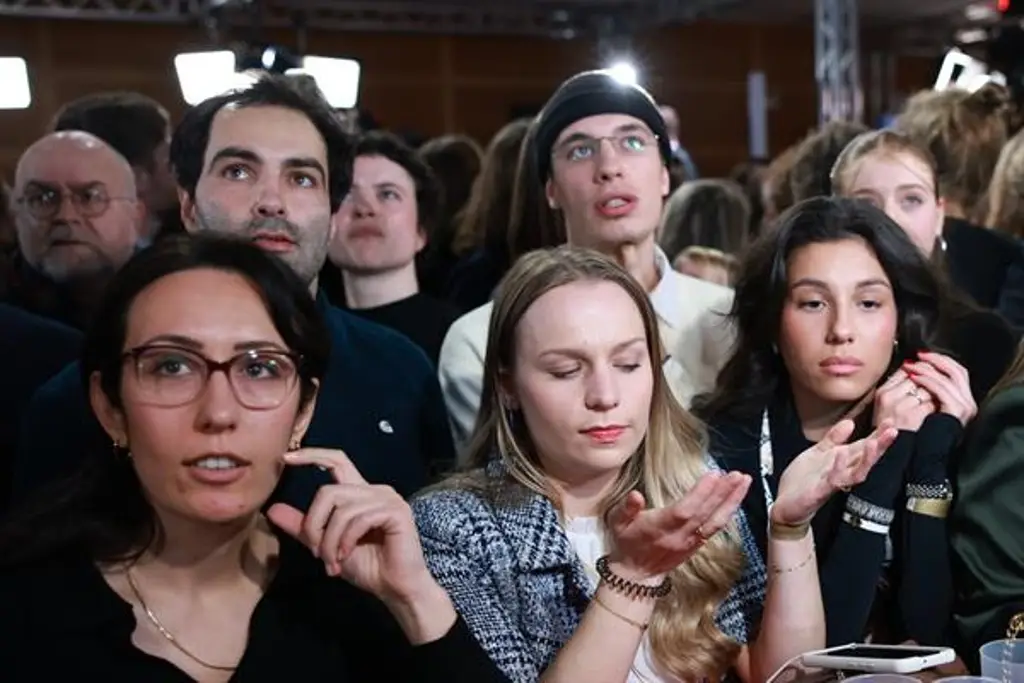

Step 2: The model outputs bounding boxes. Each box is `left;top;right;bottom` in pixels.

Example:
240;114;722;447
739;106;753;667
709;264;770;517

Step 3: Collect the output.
417;134;483;298
51;91;181;242
446;118;533;312
658;179;749;286
894;84;1024;324
788;121;870;203
984;127;1024;238
5;130;145;330
324;131;460;365
728;159;769;240
760;144;800;228
658;104;699;184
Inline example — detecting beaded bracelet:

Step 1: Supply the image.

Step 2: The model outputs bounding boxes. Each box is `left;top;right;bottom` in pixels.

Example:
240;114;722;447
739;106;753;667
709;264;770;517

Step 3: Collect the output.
595;555;673;600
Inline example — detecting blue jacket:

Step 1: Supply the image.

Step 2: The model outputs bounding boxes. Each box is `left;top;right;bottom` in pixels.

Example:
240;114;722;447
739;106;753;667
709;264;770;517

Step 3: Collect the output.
412;461;767;682
11;298;455;507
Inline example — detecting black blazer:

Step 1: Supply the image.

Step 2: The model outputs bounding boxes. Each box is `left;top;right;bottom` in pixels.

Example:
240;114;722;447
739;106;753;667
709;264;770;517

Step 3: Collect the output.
10;297;455;509
706;390;962;646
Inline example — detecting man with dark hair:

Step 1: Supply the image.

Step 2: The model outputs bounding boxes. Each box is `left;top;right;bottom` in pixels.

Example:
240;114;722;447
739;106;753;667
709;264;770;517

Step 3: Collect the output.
438;70;734;451
14;75;455;508
51;91;179;241
325;131;460;365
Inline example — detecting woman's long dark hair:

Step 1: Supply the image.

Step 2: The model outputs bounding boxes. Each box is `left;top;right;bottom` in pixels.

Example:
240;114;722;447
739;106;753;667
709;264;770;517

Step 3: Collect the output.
695;196;961;424
0;234;331;567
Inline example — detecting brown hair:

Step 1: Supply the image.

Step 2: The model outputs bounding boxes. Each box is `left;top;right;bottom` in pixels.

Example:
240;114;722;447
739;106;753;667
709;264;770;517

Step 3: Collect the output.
418;134;484;252
984;128;1024;237
452;119;532;257
659;179;750;260
830;129;941;198
789;121;870;202
896;84;1014;220
443;246;745;680
507;118;565;260
762;144;800;224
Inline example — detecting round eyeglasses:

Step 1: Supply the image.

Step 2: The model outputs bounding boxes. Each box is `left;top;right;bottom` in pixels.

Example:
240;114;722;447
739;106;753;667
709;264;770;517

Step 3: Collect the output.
17;185;135;221
122;345;302;410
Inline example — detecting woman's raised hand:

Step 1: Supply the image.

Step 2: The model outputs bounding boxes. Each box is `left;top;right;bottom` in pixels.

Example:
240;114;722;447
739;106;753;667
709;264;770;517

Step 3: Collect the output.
771;419;898;526
606;471;751;580
267;448;436;604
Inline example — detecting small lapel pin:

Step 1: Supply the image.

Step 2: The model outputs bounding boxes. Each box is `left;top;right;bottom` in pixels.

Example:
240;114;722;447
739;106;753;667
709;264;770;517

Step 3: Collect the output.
378;420;394;434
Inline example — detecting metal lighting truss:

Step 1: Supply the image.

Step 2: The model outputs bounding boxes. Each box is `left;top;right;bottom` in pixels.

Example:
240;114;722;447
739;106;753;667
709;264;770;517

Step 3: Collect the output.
0;0;741;35
815;0;863;124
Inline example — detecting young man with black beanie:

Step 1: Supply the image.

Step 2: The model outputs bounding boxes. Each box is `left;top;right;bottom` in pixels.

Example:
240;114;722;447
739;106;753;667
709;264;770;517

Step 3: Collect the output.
438;69;735;452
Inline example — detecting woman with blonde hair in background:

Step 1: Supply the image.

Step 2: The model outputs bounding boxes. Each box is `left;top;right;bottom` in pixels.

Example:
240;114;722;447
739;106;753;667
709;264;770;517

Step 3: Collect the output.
985;128;1024;238
658;179;749;287
891;83;1024;324
414;245;897;683
831;128;1019;395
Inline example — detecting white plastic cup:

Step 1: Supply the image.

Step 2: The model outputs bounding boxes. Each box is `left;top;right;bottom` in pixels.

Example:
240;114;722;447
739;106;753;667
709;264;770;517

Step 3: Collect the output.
980;640;1024;683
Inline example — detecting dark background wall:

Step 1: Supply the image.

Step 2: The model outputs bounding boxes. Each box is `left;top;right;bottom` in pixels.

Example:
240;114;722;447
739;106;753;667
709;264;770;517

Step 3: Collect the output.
0;16;934;178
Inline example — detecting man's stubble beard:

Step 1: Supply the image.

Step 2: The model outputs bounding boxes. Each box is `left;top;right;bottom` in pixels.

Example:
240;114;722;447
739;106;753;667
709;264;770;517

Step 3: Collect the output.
192;202;332;288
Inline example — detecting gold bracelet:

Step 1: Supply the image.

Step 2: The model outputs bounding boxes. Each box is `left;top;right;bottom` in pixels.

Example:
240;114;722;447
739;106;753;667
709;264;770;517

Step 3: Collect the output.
906;496;951;519
770;547;816;575
591;594;648;631
769;518;811;541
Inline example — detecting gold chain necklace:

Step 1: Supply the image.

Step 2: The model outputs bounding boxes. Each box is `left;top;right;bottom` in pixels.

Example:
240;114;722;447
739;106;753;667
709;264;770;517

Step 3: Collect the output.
126;568;238;672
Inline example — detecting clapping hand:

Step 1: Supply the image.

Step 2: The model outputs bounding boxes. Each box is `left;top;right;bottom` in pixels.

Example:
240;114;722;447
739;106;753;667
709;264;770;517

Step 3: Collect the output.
771;419;898;526
267;448;434;604
607;471;751;579
904;351;976;426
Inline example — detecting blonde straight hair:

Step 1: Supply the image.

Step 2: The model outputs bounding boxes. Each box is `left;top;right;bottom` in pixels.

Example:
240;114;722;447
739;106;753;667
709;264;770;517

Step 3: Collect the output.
452;245;747;680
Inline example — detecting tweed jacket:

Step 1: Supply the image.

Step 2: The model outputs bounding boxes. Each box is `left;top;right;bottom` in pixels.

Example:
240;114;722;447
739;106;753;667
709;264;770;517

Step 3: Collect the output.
412;462;768;682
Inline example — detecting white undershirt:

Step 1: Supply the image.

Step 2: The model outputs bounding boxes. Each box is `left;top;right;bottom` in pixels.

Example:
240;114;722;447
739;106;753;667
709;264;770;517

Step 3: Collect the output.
563;517;680;683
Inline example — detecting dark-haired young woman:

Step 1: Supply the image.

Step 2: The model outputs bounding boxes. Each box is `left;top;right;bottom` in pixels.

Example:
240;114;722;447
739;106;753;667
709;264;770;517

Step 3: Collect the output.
0;234;507;682
696;197;979;648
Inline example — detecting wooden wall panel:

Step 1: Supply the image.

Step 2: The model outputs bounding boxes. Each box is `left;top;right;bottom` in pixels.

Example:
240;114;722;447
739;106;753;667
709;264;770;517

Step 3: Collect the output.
0;16;938;181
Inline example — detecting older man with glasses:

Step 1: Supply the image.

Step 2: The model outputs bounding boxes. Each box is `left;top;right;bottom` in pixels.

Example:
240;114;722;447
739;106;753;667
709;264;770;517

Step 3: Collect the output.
6;130;145;329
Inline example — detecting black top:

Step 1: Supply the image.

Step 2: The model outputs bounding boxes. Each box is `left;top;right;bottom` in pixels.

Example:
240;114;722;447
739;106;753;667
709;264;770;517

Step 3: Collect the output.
0;534;508;682
944;217;1024;328
0;304;81;513
707;388;962;647
445;247;507;313
11;296;456;510
347;293;461;367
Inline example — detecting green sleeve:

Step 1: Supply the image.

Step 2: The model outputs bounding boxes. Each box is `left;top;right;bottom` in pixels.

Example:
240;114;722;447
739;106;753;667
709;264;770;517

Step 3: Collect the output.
952;384;1024;669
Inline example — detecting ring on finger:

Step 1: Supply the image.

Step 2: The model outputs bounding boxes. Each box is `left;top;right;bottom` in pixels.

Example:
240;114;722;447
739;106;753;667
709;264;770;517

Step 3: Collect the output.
696;525;713;543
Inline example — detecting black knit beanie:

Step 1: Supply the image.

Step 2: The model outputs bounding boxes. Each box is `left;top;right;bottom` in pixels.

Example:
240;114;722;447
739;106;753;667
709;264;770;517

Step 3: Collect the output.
534;69;672;180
